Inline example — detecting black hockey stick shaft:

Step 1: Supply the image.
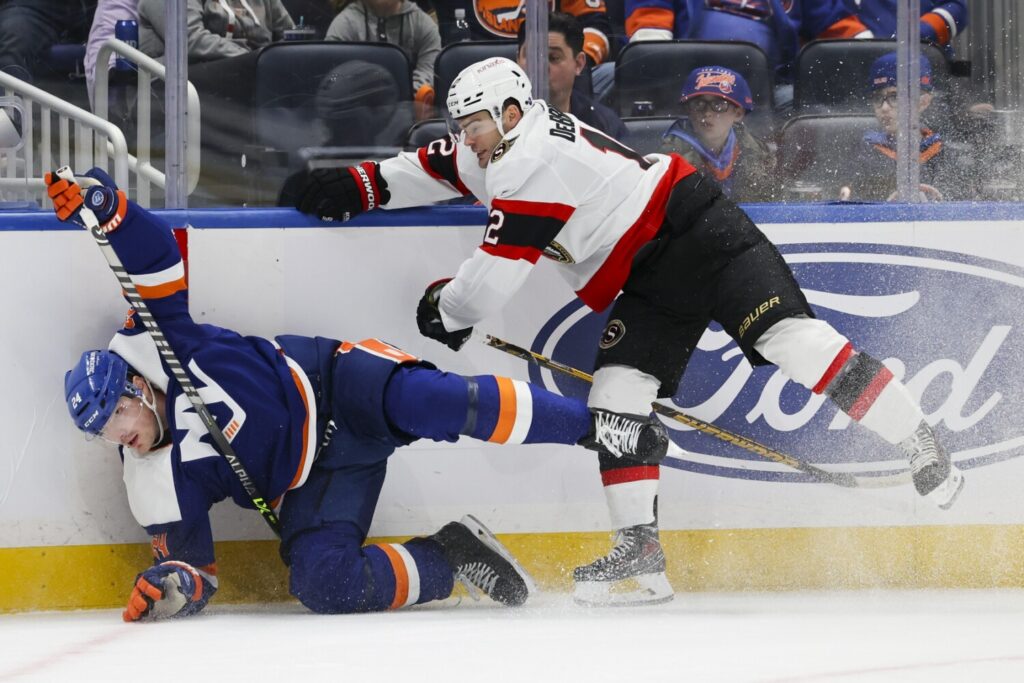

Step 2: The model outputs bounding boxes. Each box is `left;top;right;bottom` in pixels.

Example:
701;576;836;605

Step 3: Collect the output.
482;334;859;488
63;168;283;536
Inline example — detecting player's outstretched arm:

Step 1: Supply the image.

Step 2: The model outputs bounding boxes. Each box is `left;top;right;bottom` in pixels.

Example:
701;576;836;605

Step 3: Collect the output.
284;161;390;222
123;560;217;622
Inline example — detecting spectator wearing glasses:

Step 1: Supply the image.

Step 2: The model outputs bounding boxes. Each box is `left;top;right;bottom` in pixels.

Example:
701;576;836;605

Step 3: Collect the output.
841;53;959;202
660;66;775;202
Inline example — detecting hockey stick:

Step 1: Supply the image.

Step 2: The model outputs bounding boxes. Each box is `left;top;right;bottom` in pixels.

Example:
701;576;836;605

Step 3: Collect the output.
481;334;908;489
60;168;282;536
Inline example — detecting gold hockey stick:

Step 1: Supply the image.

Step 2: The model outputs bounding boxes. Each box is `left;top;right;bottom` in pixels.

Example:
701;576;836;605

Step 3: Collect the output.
482;333;910;490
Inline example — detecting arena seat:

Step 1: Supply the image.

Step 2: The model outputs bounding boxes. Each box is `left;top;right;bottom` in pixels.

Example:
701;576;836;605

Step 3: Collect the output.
254;41;413;153
405;118;450;151
434;41;517;105
776;114;877;200
793;39;951;114
613;40;774;119
621;116;675;156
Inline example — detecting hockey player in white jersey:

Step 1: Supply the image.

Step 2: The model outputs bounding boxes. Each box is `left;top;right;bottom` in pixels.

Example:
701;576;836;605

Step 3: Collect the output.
48;166;677;620
291;57;965;607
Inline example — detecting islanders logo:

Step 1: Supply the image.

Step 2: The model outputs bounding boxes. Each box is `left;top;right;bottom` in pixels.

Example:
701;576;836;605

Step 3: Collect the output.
475;0;556;37
527;244;1024;483
695;69;737;95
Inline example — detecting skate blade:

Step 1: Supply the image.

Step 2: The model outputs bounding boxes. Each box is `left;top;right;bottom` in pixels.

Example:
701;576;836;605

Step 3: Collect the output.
573;573;674;607
929;466;965;510
459;514;538;600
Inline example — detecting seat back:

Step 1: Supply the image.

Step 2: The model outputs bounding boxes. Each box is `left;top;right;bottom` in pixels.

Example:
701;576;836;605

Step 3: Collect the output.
405;118;450;150
614;40;774;118
254;41;413;153
793;39;951;114
621;116;676;156
776;114;878;200
434;41;518;105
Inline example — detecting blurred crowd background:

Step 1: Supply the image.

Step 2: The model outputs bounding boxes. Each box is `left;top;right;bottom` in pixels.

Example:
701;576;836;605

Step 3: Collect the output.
0;0;1021;208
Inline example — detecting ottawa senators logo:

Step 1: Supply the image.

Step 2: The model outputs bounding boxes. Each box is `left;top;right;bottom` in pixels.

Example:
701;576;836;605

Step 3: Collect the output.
475;0;555;37
490;135;518;163
542;240;575;264
599;319;625;349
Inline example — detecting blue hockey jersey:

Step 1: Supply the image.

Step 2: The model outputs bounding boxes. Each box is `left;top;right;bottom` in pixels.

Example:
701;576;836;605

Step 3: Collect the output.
104;204;320;572
840;0;967;48
624;0;864;72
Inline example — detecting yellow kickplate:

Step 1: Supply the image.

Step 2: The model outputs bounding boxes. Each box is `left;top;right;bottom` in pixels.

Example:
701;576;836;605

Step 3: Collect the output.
3;525;1024;613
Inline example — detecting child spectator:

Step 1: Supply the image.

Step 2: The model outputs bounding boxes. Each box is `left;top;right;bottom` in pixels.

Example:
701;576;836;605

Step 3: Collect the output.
326;0;441;116
841;52;960;201
660;66;775;202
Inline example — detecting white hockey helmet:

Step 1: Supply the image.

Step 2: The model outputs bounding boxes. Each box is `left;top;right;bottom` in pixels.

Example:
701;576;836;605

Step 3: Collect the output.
446;57;534;135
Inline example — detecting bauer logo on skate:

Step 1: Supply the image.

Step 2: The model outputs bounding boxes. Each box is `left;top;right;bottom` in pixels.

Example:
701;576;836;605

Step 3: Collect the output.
529;244;1024;482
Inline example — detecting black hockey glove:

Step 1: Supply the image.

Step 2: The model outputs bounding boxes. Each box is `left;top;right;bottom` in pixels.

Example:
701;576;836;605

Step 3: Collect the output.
416;278;473;352
285;161;390;222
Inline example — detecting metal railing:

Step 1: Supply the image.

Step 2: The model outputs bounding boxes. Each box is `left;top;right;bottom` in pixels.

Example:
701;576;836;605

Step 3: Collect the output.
94;39;201;206
0;71;129;205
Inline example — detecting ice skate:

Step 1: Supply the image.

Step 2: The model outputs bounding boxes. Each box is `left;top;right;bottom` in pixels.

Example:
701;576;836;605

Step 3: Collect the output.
900;420;964;510
573;522;674;607
578;409;669;461
432;515;536;606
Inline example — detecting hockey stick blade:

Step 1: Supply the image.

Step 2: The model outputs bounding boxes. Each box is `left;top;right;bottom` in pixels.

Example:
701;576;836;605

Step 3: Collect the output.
481;334;867;489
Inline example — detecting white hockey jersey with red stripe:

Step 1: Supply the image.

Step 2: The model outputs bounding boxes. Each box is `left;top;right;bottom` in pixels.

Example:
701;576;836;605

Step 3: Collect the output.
378;100;697;331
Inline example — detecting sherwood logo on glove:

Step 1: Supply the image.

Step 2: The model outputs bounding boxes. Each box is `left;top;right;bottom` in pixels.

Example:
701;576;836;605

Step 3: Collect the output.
530;243;1024;482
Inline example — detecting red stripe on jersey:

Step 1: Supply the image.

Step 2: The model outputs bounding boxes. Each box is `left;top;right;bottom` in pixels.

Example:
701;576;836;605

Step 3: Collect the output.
418;145;471;195
601;465;660;486
491;198;575;222
481;242;543;263
576;154;697;311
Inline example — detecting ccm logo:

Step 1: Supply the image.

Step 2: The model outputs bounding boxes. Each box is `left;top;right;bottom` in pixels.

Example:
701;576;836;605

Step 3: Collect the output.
355;166;377;210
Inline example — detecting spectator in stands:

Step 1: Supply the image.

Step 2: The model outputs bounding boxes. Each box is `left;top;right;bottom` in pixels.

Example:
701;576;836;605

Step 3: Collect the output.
313;60;411;147
660;66;775;202
137;0;295;62
84;0;139;109
842;1;967;55
326;0;441;118
0;0;97;83
616;0;864;100
516;12;626;140
434;0;612;68
840;52;959;202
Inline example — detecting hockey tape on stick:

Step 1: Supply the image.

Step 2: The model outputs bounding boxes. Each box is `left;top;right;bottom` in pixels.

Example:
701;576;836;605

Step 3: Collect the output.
481;334;910;490
58;167;283;536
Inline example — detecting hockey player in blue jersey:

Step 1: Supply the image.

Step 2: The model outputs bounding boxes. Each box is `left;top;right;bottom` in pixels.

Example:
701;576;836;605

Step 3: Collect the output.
50;167;668;621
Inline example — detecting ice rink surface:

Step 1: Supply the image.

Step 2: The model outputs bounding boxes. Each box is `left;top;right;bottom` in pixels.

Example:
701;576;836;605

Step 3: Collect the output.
3;589;1024;682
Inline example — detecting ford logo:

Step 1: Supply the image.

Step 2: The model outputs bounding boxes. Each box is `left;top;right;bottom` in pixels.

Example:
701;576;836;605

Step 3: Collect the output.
529;244;1024;483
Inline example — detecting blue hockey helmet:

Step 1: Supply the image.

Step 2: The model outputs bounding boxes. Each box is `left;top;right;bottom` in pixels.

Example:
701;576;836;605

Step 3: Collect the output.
64;349;139;436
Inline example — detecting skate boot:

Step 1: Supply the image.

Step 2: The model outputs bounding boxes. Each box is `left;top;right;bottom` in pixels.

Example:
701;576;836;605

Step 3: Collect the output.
578;409;669;462
573;522;674;607
431;515;536;606
899;420;964;510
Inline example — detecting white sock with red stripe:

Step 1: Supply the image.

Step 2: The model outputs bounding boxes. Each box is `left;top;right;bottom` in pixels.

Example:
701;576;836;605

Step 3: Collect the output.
755;317;924;445
601;467;660;528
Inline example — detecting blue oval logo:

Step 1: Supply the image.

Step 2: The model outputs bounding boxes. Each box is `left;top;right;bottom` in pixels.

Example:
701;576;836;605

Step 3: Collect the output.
530;244;1024;482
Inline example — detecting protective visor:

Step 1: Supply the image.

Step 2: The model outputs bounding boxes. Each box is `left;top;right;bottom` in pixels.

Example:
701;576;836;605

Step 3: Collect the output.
95;392;145;445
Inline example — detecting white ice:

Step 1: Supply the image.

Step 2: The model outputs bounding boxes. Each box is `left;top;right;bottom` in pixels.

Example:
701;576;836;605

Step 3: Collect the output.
3;589;1024;682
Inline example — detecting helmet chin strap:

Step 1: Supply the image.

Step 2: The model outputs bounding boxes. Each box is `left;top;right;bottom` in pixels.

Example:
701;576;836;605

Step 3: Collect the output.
139;376;165;448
